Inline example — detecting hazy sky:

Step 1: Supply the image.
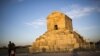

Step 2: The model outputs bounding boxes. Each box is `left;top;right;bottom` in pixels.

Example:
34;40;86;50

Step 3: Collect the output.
0;0;100;46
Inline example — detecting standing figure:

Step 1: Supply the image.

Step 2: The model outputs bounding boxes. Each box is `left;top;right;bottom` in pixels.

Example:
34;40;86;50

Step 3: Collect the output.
10;42;16;56
8;41;12;56
8;41;16;56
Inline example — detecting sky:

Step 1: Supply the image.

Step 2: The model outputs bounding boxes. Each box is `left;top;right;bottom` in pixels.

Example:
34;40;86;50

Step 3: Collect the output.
0;0;100;47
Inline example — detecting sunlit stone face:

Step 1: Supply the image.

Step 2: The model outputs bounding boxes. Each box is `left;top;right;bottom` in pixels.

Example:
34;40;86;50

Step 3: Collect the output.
47;11;73;31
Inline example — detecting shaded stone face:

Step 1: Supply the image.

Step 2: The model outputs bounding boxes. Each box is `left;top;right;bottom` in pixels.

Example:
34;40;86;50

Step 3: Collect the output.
31;11;87;53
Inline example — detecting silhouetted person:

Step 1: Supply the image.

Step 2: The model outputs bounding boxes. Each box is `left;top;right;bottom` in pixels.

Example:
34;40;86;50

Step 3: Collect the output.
10;42;16;56
8;41;12;56
8;41;16;56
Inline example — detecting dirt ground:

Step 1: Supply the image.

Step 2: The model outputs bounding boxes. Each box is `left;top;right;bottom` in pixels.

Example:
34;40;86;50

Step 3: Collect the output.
0;48;100;56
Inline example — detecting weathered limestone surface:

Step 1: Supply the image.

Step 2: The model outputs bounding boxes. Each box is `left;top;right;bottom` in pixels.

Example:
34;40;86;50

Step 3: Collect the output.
31;11;88;53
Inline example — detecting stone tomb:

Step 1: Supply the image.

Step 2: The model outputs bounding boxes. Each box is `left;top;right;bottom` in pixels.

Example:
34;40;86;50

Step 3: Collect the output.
31;11;88;53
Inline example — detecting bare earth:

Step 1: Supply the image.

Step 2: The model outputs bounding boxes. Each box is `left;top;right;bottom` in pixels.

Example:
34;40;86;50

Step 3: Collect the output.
0;48;100;56
1;51;100;56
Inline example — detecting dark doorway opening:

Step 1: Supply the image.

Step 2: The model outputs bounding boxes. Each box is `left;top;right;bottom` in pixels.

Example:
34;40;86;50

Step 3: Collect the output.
54;25;58;30
42;48;46;52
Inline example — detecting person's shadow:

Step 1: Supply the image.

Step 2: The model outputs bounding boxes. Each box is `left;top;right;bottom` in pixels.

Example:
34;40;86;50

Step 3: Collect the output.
72;51;79;56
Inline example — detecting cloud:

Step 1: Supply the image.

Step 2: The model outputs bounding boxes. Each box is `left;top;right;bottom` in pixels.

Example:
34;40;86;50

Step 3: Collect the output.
97;8;100;12
25;18;46;28
74;26;100;32
60;4;100;19
11;0;25;2
17;0;24;2
79;26;99;31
